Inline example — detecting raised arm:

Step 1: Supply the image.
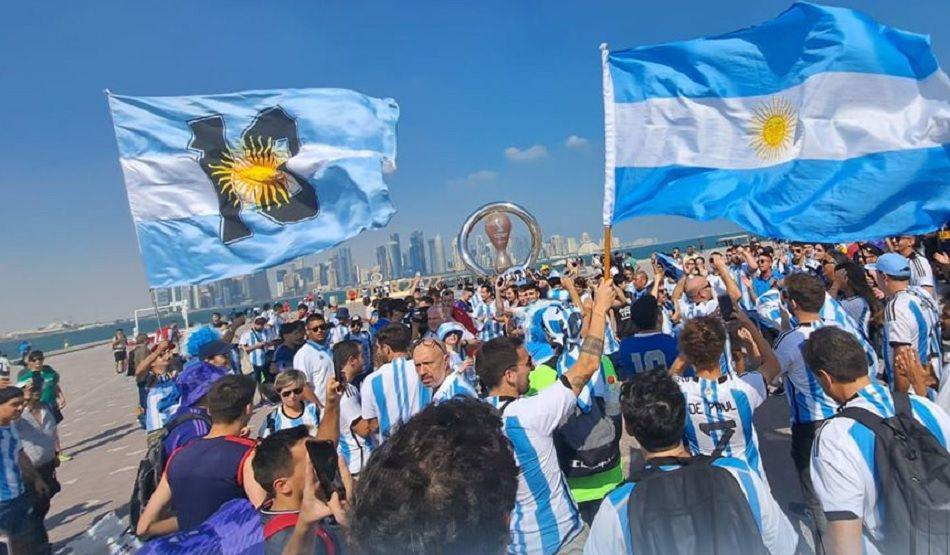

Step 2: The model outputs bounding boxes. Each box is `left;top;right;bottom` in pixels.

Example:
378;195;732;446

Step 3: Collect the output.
711;253;741;304
735;310;780;384
563;281;615;396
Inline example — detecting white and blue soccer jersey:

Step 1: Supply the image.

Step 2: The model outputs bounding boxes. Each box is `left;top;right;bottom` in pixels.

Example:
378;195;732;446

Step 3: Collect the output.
293;341;334;408
811;383;950;555
839;296;871;340
584;457;797;555
432;371;478;404
677;276;727;321
883;288;942;389
0;426;24;502
676;372;769;480
774;322;840;425
360;357;429;444
485;382;583;555
475;300;503;342
327;324;350;347
258;402;321;438
338;384;374;475
728;263;754;310
240;329;268;367
908;252;936;292
144;375;180;432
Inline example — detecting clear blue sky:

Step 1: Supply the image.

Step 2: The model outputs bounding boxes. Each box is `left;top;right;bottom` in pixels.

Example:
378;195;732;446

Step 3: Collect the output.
0;0;946;331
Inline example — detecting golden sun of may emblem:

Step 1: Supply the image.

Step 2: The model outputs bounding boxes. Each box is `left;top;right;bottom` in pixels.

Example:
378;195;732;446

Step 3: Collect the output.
748;97;798;161
209;136;296;210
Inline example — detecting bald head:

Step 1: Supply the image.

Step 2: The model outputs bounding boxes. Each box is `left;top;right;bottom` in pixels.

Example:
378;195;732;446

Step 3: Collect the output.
684;276;711;302
413;340;450;389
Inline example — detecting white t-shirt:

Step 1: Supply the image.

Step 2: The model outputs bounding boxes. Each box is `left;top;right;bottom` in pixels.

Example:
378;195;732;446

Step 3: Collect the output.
584;456;797;555
484;381;583;555
907;253;936;292
292;341;334;407
359;357;428;444
338;384;374;475
676;371;769;480
811;383;950;555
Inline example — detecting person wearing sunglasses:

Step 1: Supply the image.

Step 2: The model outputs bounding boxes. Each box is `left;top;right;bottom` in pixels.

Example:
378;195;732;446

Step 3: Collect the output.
293;314;335;410
258;371;320;439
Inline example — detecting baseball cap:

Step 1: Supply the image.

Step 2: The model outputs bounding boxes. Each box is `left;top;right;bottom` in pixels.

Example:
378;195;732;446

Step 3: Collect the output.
335;307;350;320
350;315;363;324
254;316;267;324
198;340;232;360
876;252;911;278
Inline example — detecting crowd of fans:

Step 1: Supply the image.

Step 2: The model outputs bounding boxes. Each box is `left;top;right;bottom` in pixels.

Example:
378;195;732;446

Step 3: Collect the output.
0;233;948;554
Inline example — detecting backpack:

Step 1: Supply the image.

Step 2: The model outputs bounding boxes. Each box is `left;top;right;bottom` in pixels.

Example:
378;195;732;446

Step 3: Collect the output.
264;513;337;555
836;392;950;554
553;394;622;479
626;455;770;555
128;411;211;530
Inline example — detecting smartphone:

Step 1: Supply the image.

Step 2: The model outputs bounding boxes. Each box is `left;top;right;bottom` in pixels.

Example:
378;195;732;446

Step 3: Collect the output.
306;440;345;499
717;294;736;321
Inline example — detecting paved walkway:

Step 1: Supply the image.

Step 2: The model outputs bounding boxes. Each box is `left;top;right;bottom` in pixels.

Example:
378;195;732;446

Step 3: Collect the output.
43;342;812;552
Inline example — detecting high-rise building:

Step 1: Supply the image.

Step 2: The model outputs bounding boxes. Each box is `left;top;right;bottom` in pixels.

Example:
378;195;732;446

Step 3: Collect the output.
316;263;329;286
409;231;427;276
246;270;271;302
327;255;340;289
388;233;404;279
376;245;392;280
338;246;354;285
450;236;462;271
427;234;447;274
566;236;579;254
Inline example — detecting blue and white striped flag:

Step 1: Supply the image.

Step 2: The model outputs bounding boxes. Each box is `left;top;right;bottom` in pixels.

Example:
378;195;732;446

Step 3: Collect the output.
108;88;398;287
602;3;950;241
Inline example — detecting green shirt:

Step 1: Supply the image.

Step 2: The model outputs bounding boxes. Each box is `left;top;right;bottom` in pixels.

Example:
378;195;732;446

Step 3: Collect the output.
17;366;60;406
526;357;623;503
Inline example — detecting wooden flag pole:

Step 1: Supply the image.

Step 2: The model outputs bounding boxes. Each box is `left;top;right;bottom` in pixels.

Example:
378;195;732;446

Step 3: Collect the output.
603;225;613;277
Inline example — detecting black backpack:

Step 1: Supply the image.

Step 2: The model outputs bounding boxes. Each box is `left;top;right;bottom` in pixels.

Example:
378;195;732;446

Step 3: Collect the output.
553;394;622;479
835;392;950;554
128;411;211;530
626;455;770;555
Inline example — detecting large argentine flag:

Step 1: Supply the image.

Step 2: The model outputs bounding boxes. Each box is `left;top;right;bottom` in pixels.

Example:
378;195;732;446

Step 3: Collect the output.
108;88;398;287
602;3;950;241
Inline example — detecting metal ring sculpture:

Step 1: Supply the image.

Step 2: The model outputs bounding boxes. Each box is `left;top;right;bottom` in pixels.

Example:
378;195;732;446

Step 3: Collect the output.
457;202;542;277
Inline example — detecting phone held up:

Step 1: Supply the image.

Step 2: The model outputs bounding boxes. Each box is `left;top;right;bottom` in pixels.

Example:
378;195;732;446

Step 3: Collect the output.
306;439;346;500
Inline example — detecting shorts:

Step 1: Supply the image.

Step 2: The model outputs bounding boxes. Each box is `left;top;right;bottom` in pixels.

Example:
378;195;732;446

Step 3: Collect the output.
114;351;127;362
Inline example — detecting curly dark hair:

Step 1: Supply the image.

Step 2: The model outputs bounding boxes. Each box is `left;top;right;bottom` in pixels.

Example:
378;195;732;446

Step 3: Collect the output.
348;397;518;555
620;369;686;452
678;316;726;369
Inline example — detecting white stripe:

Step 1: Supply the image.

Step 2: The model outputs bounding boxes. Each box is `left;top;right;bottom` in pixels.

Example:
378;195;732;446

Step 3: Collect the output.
612;70;950;170
121;143;390;222
601;43;617;226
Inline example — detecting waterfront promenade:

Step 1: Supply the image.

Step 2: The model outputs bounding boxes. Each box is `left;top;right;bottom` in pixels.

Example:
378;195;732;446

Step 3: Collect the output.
44;341;812;552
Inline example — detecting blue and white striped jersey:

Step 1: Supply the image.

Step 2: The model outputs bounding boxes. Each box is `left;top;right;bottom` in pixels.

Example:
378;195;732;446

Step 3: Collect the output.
431;371;478;404
474;301;503;341
811;383;950;555
258;402;320;438
484;382;583;555
239;329;268;367
883;288;941;389
907;252;936;291
727;263;754;310
839;296;871;340
774;321;841;425
584;457;796;555
0;426;24;502
145;375;180;432
338;384;374;475
677;275;727;321
359;357;430;444
676;372;769;480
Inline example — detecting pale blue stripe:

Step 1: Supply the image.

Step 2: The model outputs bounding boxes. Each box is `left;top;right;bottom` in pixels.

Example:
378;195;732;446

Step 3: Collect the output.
612;146;950;242
911;398;946;448
908;303;932;362
713;458;762;531
607;2;939;103
505;416;561;555
371;375;391;439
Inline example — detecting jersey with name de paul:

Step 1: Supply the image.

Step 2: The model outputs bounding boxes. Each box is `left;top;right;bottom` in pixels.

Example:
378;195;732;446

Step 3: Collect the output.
484;380;583;555
675;371;768;480
811;383;950;555
583;457;796;555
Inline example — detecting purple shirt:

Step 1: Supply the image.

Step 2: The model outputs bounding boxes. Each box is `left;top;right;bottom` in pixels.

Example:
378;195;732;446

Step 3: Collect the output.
162;407;211;460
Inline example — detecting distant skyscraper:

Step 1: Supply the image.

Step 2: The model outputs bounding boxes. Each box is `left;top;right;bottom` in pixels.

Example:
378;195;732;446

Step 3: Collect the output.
316;263;329;286
450;236;462;271
566;236;579;254
409;231;427;275
427;234;447;274
246;270;271;302
388;233;404;279
338;247;354;285
327;254;341;289
376;245;392;279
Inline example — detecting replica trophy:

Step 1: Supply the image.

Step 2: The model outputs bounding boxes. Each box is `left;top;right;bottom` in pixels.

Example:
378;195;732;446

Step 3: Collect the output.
457;202;542;276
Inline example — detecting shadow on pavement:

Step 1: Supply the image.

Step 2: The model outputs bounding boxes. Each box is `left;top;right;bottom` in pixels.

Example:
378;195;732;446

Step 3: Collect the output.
46;499;111;531
61;422;138;457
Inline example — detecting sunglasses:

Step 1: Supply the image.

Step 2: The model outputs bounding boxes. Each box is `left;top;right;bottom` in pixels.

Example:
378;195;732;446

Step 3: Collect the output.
280;387;304;398
307;324;330;332
411;338;447;354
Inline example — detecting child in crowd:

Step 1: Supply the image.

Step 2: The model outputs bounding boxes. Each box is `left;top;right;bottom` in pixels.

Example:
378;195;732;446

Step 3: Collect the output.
259;371;320;438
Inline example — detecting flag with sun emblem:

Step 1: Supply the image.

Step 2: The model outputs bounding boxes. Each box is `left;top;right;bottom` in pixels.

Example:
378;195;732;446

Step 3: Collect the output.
108;88;398;287
601;2;950;241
